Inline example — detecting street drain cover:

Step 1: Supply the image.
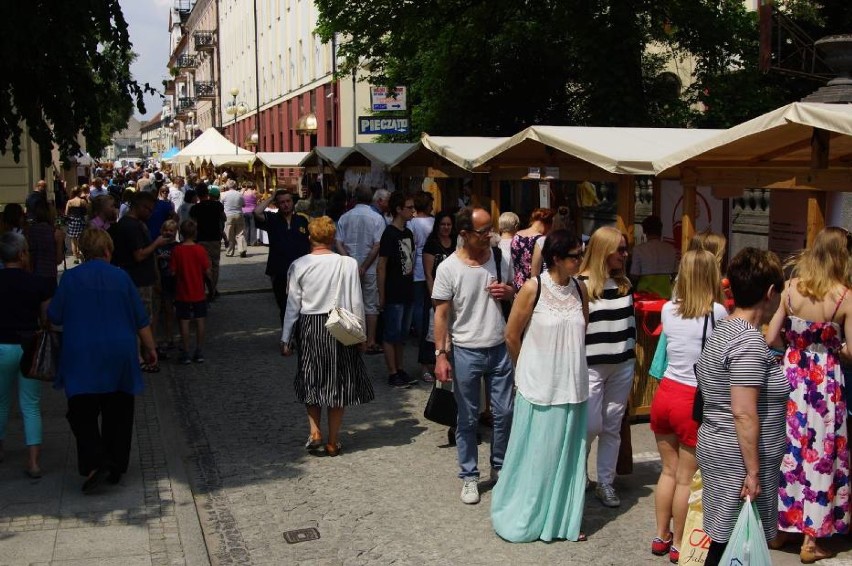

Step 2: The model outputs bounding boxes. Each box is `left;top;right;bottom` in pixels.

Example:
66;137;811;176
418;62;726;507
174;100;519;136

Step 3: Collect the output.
283;527;321;544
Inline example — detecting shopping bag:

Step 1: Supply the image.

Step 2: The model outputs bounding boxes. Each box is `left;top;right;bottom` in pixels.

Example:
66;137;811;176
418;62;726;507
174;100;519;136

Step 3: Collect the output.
19;329;61;382
718;495;772;566
679;471;709;565
649;331;668;380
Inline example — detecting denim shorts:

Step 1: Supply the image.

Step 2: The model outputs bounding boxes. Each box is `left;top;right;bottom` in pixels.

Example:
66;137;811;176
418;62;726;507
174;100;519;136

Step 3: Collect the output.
383;302;413;344
174;300;208;320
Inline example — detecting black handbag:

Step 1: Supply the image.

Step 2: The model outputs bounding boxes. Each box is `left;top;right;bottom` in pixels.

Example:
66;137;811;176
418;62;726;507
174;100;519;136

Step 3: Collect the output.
20;328;61;382
692;314;715;424
424;383;457;427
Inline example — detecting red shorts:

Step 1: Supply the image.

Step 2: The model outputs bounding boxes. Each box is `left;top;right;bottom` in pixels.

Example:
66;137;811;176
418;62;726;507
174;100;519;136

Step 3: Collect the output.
650;377;699;448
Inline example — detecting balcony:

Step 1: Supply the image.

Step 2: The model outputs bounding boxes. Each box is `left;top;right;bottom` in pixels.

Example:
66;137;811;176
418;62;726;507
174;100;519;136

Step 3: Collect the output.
175;96;195;118
195;81;217;100
194;31;216;51
175;54;198;70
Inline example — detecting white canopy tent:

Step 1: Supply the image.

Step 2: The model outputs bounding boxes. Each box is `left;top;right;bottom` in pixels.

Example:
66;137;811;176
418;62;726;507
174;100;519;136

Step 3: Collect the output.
420;135;510;171
166;127;255;167
254;152;311;168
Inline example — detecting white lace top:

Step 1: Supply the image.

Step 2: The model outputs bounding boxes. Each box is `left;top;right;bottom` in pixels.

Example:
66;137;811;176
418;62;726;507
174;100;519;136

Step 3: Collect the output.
515;271;589;405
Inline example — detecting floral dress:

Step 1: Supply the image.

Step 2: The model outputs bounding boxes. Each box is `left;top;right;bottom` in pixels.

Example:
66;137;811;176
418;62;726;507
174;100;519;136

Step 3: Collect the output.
510;233;542;291
778;297;851;538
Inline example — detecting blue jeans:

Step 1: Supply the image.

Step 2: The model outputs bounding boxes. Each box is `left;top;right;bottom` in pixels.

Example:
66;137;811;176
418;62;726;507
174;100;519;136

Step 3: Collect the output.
383;302;413;344
412;281;427;338
0;343;42;446
243;212;256;245
452;343;514;479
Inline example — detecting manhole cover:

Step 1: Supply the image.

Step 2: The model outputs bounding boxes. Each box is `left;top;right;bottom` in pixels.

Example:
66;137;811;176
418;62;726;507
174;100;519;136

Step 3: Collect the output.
283;527;321;544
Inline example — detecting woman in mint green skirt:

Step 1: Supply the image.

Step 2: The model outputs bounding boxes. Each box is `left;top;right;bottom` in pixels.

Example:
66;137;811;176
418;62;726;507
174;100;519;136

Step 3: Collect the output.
492;229;589;542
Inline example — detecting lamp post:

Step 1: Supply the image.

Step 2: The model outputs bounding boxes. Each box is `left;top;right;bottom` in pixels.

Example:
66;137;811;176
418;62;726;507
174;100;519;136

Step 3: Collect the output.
186;111;196;142
225;87;248;154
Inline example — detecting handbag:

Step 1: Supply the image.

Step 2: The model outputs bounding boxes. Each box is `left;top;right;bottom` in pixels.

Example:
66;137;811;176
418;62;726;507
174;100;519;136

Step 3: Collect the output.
19;328;61;382
424;382;457;427
718;495;772;566
649;331;668;380
692;313;715;424
325;258;366;346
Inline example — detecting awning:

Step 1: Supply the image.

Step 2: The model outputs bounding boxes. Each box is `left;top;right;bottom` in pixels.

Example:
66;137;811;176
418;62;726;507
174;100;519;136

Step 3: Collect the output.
337;143;421;169
167;128;255;167
299;146;353;168
161;146;180;159
420;135;511;171
254;152;310;168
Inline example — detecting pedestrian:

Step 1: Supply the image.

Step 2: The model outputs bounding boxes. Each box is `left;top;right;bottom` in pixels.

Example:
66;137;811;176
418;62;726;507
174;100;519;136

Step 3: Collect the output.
189;183;226;301
89;194;117;231
371;189;391;224
170;219;211;365
408;191;435;339
630;215;677;299
222;180;247;258
25;180;48;222
433;207;516;505
335;185;386;355
280;216;374;457
694;248;787;566
649;250;726;563
253;190;310;323
153;219;178;356
491;229;589;541
147;185;176;240
48;228;158;493
497;212;519;281
577;225;636;508
419;211;457;381
88;177;108;199
511;208;553;290
0;232;51;478
378;191;417;388
168;176;185;212
765;227;852;562
65;186;88;264
25;201;64;297
242;183;259;246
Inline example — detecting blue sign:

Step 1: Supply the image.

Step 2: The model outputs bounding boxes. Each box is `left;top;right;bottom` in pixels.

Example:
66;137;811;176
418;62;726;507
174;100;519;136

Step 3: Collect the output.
358;116;410;135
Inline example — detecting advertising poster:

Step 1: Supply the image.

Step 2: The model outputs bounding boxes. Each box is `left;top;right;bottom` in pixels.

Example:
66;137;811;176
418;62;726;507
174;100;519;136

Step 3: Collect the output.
659;180;724;247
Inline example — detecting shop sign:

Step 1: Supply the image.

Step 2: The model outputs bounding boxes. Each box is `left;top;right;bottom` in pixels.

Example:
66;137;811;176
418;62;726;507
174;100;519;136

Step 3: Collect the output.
370;86;407;111
358;116;410;135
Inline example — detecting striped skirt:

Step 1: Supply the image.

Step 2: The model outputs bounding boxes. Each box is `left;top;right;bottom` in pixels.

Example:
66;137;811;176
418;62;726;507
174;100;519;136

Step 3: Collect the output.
293;313;374;407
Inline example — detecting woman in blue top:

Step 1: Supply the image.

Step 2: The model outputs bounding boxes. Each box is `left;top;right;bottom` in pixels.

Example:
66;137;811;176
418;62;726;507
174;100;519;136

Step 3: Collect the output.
48;228;158;493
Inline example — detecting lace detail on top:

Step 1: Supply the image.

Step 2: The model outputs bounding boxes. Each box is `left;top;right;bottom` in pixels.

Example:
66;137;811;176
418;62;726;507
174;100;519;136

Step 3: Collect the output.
538;273;583;318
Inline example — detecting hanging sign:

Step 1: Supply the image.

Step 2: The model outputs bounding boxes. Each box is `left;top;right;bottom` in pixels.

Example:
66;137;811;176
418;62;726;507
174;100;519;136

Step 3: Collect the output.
358;116;410;135
370;86;407;111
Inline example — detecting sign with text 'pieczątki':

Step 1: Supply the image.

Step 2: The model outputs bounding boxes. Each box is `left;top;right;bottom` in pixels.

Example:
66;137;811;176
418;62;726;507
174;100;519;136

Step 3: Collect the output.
358;116;410;135
370;86;407;111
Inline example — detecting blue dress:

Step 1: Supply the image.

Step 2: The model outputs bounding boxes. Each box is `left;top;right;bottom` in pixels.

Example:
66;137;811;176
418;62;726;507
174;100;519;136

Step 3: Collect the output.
47;260;149;398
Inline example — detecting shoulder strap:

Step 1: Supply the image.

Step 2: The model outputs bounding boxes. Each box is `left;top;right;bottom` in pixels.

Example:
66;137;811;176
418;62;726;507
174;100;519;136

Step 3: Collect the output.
492;246;503;284
831;287;849;321
534;275;542;308
701;314;711;350
330;257;344;310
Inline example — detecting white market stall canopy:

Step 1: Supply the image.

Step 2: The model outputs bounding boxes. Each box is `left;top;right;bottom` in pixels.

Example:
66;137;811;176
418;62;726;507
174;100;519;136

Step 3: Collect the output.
254;152;310;168
167;127;255;167
420;135;511;171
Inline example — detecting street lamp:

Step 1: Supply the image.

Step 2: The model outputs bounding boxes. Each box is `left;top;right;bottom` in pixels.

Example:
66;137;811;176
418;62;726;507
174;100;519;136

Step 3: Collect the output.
225;87;248;154
186;111;196;142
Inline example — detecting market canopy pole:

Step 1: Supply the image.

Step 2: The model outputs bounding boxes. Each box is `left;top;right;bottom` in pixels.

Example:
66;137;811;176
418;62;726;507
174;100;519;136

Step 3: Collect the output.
616;175;635;247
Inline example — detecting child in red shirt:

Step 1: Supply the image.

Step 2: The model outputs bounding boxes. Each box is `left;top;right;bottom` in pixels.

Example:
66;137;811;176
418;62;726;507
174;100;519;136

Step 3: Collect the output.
170;219;212;364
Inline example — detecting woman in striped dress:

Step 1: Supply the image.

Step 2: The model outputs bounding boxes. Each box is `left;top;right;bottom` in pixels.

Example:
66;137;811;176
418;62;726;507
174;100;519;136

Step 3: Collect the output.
694;248;788;566
280;216;374;457
577;226;636;508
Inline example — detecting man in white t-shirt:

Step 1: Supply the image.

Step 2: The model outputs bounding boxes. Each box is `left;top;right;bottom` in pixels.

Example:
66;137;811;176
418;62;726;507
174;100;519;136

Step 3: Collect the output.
433;207;515;505
221;180;247;257
335;185;386;352
630;215;677;298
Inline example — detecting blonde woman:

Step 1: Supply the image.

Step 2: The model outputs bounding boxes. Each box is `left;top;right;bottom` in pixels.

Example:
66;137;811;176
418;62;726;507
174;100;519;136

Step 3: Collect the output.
64;186;88;263
687;231;727;272
577;226;635;508
766;227;852;563
649;251;726;563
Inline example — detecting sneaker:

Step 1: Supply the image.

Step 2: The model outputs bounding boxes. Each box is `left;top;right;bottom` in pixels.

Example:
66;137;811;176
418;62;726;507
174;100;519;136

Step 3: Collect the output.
398;369;418;385
192;350;205;363
239;251;247;258
460;478;480;504
669;546;679;564
421;371;435;383
178;351;191;365
387;373;410;388
651;533;673;556
489;468;500;484
595;483;621;507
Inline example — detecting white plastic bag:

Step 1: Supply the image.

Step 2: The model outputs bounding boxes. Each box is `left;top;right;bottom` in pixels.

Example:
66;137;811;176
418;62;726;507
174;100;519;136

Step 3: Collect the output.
718;496;772;566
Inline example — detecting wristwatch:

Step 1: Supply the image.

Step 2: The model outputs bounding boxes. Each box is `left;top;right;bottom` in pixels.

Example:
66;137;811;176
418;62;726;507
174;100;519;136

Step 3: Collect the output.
435;348;450;357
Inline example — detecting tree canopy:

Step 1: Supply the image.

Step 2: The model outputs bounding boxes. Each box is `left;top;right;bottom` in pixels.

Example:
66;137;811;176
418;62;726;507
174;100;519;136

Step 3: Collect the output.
0;0;149;163
315;0;849;138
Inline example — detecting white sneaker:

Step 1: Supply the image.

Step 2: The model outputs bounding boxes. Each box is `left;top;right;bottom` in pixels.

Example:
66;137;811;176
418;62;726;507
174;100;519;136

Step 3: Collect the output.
595;483;620;507
460;478;480;504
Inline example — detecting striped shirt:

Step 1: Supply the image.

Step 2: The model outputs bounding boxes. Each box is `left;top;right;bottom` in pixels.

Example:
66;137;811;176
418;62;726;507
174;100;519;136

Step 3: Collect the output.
578;276;636;366
695;317;789;543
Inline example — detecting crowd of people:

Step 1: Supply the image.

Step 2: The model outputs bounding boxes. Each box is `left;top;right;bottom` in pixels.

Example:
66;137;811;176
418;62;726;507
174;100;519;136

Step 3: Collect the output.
2;170;852;564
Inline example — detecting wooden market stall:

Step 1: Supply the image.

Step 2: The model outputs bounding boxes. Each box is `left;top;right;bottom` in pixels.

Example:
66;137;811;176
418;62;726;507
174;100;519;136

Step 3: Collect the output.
254;151;310;193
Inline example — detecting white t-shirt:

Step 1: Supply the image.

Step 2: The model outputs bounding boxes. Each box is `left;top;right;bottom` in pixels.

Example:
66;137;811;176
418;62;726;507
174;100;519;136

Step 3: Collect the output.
336;204;386;276
630;238;677;276
407;216;435;282
168;186;185;212
432;251;506;349
221;189;244;216
661;301;728;387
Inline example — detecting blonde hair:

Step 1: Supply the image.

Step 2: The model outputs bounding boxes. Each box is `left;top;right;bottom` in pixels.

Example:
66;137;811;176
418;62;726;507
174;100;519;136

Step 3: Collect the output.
578;226;631;299
673;250;724;319
789;226;852;300
161;219;178;233
79;228;114;260
308;216;336;246
688;231;727;271
498;212;520;234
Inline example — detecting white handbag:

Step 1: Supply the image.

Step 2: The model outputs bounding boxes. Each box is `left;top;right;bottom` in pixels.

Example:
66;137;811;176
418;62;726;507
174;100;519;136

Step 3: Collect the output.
325;258;366;346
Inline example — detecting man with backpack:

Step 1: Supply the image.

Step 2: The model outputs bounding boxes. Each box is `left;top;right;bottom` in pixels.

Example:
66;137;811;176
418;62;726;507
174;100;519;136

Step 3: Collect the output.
432;207;515;505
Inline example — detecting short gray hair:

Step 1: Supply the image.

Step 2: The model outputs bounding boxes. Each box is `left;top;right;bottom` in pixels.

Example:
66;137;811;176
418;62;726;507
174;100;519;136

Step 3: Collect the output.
498;212;520;233
226;179;237;190
0;231;26;263
372;189;390;204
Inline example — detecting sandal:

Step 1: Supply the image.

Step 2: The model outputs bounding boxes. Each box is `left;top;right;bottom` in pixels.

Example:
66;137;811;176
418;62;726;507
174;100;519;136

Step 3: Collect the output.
365;345;384;355
577;532;588;542
141;362;160;373
325;442;342;457
800;543;835;564
304;435;324;450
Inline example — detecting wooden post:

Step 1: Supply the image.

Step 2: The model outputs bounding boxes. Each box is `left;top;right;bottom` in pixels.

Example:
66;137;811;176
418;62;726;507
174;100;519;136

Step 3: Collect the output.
471;174;484;207
811;128;830;170
490;179;501;228
681;183;697;254
806;191;827;247
616;175;636;247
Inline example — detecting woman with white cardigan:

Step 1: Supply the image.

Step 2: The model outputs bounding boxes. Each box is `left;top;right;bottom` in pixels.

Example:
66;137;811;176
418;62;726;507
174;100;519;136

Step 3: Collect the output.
280;216;374;457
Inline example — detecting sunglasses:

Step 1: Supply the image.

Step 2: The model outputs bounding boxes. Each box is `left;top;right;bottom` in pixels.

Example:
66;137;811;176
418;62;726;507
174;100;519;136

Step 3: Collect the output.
564;252;583;260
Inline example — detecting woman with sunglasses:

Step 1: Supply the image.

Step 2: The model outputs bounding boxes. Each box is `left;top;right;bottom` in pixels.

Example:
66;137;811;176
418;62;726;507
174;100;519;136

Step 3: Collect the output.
765;226;852;563
577;226;636;509
492;230;589;542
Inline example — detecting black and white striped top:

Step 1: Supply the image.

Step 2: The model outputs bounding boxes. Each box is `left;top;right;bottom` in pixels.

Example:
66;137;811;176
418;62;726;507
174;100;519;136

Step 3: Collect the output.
694;317;789;543
578;276;636;366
